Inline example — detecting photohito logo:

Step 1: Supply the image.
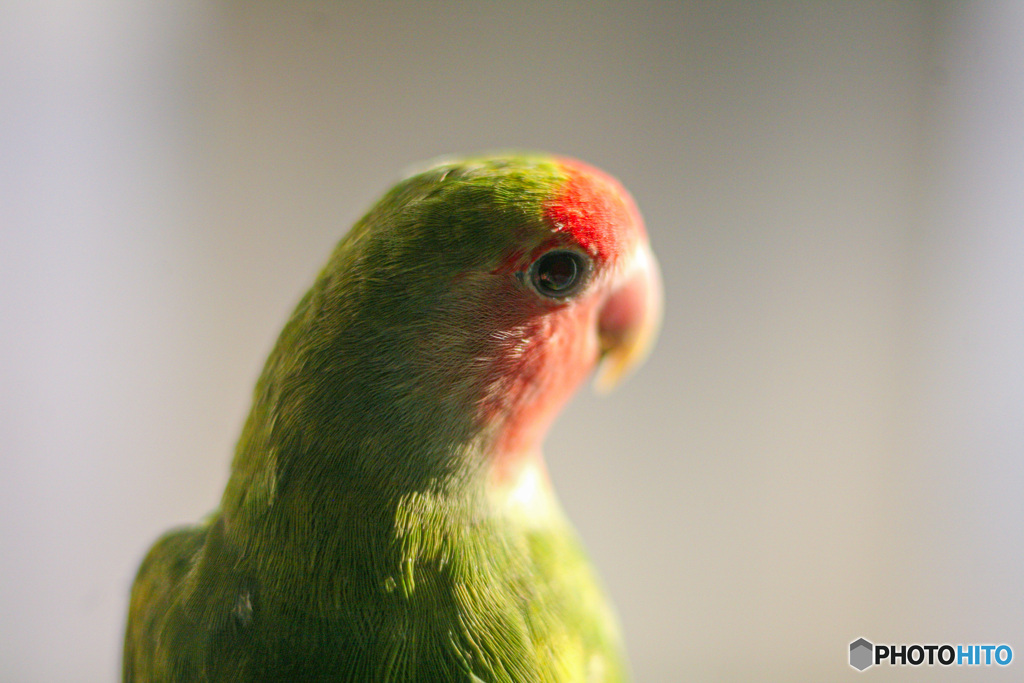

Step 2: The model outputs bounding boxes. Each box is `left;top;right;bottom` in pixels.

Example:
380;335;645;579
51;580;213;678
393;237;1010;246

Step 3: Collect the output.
849;638;1013;671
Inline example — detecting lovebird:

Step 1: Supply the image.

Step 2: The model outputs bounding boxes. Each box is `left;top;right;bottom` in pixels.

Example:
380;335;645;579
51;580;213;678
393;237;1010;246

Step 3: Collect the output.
124;153;662;682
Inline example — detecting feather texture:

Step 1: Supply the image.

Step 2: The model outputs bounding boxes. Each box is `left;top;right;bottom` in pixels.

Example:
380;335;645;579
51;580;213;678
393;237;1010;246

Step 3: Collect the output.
124;154;657;682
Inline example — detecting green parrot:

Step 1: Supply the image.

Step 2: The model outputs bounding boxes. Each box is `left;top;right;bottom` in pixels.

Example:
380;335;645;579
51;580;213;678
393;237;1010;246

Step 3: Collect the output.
123;153;662;682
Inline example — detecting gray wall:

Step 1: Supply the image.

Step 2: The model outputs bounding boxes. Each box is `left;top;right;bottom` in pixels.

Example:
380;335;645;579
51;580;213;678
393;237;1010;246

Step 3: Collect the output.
3;1;1023;680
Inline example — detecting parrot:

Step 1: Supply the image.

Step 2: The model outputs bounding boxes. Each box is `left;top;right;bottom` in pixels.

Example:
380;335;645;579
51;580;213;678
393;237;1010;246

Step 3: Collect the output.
123;153;662;682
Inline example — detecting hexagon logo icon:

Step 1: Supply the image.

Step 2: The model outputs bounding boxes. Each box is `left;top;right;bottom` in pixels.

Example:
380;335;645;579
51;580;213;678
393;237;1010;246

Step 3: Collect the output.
850;638;873;671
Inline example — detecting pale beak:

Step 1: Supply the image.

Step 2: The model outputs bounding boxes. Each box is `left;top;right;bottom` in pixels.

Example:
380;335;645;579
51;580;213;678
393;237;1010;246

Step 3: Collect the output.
593;243;663;393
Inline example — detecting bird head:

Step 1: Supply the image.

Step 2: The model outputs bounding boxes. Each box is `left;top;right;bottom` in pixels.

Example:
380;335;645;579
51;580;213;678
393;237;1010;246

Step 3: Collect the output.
385;155;663;475
233;154;661;499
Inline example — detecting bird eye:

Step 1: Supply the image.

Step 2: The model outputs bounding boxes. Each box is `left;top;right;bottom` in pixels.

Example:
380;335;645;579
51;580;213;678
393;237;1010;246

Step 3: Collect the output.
529;250;588;299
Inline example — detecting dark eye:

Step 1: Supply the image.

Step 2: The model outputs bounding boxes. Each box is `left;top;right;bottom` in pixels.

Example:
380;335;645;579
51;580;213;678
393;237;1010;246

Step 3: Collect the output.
529;250;588;298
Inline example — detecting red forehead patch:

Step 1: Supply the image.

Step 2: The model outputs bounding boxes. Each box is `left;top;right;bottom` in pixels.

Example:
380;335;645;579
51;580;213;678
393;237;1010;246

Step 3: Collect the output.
543;159;644;263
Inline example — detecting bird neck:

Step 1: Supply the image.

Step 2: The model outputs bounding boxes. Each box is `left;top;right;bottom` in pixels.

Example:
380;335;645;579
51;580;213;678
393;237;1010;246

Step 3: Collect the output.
217;252;596;543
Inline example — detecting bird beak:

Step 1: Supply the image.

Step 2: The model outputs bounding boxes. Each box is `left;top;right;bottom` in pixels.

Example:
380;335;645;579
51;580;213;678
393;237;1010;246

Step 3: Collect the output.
593;242;663;393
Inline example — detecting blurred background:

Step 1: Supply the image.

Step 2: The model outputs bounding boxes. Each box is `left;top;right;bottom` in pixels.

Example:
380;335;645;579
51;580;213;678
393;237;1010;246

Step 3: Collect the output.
2;1;1023;680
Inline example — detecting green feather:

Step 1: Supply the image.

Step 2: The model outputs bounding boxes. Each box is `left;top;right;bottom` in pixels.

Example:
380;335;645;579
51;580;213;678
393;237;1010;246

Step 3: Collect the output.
124;155;629;682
